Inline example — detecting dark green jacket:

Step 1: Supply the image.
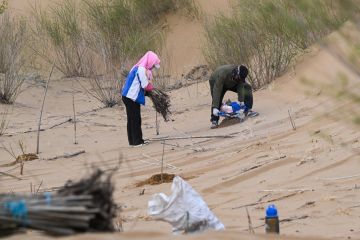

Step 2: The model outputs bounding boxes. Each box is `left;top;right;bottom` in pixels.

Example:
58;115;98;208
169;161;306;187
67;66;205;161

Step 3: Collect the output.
209;65;247;108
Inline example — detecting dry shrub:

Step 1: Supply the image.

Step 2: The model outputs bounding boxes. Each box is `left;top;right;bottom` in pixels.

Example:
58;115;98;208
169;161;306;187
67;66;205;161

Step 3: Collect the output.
0;13;27;104
88;69;122;108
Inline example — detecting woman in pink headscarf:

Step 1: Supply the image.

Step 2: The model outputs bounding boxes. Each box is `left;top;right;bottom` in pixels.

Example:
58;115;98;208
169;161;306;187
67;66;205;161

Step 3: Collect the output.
122;51;161;147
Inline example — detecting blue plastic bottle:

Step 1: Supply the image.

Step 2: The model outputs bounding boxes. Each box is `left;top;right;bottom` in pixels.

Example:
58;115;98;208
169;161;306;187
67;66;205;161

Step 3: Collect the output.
265;204;279;234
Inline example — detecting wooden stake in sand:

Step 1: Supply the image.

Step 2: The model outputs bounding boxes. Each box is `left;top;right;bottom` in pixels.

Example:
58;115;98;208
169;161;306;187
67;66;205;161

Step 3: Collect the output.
36;64;55;154
19;160;24;175
155;112;159;135
288;109;296;131
72;81;78;144
245;207;255;234
161;140;165;183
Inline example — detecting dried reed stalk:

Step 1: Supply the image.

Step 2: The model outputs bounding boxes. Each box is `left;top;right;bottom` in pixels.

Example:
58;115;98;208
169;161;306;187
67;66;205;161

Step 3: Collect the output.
72;81;77;144
161;140;165;182
245;207;255;234
36;64;54;154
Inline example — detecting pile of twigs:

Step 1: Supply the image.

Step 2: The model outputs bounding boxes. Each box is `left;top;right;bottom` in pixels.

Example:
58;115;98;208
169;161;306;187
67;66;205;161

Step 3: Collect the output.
148;89;171;121
0;169;118;236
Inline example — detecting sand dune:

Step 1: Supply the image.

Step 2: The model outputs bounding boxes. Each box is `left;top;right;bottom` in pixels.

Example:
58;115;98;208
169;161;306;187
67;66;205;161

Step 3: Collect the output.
1;1;360;240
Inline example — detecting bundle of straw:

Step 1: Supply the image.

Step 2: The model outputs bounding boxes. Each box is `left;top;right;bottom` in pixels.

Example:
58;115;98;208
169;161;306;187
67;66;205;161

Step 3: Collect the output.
148;89;171;121
0;169;118;236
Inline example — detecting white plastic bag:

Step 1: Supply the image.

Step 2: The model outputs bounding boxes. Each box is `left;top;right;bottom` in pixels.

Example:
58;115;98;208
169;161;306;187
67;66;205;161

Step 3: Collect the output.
220;104;233;113
148;176;225;234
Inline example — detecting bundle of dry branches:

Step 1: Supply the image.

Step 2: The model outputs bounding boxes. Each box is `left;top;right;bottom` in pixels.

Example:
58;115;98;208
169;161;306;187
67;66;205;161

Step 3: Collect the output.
148;88;171;121
0;169;118;236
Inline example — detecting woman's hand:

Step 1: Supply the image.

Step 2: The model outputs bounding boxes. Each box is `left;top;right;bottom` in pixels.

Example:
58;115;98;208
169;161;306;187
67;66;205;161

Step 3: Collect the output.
145;82;154;92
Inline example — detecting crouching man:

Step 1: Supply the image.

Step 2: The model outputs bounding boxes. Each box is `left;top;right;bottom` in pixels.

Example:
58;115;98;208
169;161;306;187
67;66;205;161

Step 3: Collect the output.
209;65;258;129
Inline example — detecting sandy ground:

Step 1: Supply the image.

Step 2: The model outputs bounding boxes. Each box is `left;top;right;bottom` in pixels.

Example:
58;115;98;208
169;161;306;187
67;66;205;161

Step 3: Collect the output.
1;1;360;240
162;0;231;76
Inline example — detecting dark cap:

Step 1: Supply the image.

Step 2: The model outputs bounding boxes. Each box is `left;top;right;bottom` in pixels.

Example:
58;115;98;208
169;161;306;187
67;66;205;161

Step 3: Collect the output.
232;65;248;80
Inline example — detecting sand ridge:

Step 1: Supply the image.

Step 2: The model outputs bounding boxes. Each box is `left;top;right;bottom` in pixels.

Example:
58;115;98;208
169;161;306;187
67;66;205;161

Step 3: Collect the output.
1;1;360;240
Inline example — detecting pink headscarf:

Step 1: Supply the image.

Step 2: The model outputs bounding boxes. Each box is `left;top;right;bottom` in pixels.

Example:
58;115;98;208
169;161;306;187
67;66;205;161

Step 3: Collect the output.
132;51;161;80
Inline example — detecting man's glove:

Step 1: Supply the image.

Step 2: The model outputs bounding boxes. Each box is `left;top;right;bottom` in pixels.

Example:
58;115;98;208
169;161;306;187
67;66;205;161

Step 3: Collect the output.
212;108;219;116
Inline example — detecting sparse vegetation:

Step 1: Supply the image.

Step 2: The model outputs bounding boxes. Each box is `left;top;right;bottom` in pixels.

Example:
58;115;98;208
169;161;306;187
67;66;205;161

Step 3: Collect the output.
82;0;165;68
204;0;359;89
31;0;94;78
0;140;38;176
29;0;197;107
0;13;27;104
42;0;199;73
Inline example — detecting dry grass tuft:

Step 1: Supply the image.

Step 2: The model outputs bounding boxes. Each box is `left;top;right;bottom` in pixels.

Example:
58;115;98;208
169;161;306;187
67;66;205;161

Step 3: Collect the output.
136;173;175;187
0;13;27;104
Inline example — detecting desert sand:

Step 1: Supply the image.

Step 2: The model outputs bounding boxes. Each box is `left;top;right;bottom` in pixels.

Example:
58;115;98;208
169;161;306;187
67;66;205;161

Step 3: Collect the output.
1;1;359;240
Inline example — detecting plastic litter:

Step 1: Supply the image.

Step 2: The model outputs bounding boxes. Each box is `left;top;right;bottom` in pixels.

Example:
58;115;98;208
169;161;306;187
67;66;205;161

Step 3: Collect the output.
148;176;225;234
219;101;246;120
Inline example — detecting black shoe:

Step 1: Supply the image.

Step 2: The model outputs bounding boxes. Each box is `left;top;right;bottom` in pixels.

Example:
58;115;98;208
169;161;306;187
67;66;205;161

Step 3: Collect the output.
132;140;149;147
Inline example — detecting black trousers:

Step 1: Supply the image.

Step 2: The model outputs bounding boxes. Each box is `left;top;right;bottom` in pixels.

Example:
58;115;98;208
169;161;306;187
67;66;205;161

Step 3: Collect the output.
122;96;144;146
210;82;253;122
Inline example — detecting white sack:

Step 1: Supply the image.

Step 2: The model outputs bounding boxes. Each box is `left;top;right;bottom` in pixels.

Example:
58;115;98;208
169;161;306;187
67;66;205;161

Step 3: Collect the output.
148;176;225;233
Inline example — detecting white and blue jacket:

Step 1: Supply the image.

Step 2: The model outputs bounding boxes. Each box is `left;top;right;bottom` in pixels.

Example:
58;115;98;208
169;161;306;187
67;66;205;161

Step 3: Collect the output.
122;66;149;105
